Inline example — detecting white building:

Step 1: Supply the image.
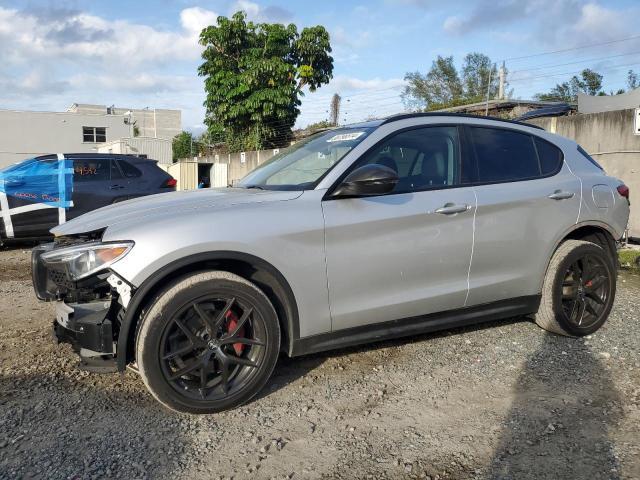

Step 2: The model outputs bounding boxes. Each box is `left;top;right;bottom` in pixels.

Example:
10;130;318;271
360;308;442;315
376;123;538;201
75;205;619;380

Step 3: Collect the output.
0;104;181;168
67;104;182;139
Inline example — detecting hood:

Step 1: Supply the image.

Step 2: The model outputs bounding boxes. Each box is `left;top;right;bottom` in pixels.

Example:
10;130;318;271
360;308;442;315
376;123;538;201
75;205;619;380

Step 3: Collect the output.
52;187;303;236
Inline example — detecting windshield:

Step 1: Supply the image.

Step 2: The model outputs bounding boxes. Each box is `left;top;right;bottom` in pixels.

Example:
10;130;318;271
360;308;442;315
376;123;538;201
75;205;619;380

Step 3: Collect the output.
237;127;374;190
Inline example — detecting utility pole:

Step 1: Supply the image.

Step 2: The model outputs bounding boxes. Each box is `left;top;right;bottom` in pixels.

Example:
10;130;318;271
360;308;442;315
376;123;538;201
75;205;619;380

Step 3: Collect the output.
498;61;506;100
330;93;341;126
485;65;494;116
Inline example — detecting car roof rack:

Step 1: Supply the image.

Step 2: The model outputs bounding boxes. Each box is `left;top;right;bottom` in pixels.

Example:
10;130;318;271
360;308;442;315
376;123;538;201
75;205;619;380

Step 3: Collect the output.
380;112;544;130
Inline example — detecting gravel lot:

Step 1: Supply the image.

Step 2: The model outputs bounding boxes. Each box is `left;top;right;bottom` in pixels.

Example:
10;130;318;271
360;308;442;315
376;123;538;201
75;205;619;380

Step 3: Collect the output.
0;247;638;480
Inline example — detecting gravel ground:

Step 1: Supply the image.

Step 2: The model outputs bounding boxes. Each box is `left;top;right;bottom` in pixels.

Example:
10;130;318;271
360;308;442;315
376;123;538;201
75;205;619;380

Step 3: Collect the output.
0;247;638;480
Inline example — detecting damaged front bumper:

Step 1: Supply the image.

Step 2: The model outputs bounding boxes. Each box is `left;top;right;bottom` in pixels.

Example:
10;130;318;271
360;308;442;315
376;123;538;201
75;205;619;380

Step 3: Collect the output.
32;243;131;373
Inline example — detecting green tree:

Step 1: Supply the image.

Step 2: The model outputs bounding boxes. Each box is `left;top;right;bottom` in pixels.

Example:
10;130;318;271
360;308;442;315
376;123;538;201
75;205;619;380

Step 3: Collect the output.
402;53;498;111
534;69;604;102
305;120;333;130
172;131;195;161
198;12;333;152
402;56;462;110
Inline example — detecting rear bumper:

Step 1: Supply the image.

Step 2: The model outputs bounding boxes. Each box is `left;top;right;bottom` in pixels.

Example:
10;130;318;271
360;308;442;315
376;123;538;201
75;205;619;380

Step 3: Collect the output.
52;299;118;373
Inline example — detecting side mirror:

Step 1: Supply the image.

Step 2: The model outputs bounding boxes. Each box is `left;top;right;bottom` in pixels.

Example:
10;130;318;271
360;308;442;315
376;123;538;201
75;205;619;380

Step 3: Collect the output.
333;164;399;198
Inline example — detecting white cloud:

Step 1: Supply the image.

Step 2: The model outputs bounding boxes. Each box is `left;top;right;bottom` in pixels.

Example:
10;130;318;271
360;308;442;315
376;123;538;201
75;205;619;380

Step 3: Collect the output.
68;73;199;94
0;5;217;71
440;0;637;52
331;27;372;49
0;5;220;131
330;76;406;91
180;7;220;39
230;1;293;22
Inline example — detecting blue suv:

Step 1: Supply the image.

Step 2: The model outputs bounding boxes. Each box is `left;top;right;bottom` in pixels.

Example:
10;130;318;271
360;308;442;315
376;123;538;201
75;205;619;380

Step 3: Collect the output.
0;153;176;241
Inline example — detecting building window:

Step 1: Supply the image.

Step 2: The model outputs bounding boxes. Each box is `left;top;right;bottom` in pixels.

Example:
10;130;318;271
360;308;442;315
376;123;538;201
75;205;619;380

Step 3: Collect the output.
83;126;107;143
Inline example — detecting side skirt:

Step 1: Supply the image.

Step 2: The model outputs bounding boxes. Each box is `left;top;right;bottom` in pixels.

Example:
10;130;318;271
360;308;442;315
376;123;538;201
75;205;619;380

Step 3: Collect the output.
290;295;540;357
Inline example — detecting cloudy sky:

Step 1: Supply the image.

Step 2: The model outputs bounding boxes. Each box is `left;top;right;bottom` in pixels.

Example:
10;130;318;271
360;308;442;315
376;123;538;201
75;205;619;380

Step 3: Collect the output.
1;0;639;133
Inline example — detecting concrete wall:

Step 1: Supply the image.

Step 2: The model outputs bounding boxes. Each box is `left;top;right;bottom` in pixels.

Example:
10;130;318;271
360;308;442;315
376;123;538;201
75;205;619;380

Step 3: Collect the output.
528;109;640;238
0;109;131;168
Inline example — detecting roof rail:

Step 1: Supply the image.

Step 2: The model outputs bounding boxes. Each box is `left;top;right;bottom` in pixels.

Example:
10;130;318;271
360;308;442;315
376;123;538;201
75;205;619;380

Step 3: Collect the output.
380;112;545;130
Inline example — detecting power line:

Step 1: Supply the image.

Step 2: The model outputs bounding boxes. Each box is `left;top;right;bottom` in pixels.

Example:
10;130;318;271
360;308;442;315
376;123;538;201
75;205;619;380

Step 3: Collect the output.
509;51;640;75
505;34;640;62
508;60;640;83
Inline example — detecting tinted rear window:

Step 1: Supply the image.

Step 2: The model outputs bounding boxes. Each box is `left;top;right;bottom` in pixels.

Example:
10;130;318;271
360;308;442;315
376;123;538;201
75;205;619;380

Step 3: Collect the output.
534;137;563;175
470;127;539;182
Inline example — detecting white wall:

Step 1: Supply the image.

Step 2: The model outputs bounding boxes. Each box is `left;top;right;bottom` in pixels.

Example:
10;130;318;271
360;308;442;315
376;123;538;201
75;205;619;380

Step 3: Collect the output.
0;109;131;168
97;137;173;165
69;104;181;140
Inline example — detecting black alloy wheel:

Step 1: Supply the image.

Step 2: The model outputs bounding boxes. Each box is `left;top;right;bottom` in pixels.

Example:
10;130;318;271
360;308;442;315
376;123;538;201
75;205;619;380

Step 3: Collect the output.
136;271;280;414
560;254;611;330
160;296;266;401
535;240;617;337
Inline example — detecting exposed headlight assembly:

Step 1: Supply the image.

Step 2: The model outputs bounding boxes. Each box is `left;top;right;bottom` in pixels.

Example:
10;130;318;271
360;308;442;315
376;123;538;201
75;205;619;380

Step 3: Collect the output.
41;242;134;281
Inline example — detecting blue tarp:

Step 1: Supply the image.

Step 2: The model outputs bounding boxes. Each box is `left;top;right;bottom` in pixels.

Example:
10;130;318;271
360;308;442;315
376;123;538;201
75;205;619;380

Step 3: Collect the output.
0;157;73;208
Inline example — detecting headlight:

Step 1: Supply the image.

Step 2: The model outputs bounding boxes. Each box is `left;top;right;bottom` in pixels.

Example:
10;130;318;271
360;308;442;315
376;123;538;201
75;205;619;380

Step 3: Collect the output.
41;241;134;281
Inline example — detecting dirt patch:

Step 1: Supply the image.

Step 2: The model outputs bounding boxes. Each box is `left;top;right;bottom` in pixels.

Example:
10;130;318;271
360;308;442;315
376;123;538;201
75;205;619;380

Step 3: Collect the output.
0;248;33;281
0;248;638;479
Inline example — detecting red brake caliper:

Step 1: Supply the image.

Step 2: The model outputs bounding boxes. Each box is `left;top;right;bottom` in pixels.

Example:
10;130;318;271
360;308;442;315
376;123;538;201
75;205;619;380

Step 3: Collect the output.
225;310;245;356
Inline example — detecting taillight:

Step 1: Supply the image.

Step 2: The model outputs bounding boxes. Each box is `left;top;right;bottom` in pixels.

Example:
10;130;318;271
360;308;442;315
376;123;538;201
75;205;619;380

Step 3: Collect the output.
163;178;177;188
617;184;629;199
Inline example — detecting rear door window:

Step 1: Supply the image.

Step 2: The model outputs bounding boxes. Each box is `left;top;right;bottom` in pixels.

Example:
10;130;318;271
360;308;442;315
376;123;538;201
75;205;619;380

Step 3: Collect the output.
73;158;111;182
469;127;540;183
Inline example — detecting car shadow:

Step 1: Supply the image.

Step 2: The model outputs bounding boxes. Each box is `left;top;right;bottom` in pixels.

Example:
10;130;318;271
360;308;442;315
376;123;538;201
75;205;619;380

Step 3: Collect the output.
0;372;186;479
488;333;623;479
253;316;526;403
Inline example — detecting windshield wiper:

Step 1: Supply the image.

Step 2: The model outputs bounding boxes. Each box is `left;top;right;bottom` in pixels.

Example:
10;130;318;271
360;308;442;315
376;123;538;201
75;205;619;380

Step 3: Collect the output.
243;185;265;190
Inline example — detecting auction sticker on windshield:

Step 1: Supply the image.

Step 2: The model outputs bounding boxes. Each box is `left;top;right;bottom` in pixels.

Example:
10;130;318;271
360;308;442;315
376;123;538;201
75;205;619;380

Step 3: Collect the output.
327;132;365;142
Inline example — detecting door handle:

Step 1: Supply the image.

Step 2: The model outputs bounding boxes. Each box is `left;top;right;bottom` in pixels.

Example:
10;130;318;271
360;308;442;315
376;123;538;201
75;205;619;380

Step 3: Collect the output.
548;190;574;200
434;203;470;215
109;185;125;190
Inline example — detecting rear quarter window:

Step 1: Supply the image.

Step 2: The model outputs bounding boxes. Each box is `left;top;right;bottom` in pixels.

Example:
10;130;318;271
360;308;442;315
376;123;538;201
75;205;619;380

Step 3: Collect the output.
117;160;142;178
534;137;564;175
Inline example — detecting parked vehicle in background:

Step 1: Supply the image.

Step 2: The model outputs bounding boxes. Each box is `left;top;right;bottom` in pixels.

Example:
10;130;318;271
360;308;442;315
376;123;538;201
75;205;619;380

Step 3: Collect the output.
32;113;629;414
0;153;176;241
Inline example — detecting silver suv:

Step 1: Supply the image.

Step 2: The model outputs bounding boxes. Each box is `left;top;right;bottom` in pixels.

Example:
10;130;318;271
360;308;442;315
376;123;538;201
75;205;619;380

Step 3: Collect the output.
32;114;630;413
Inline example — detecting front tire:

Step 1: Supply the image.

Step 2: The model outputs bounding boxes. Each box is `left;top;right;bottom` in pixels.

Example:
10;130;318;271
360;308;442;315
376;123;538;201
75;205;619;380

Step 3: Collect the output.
535;240;616;336
136;271;280;414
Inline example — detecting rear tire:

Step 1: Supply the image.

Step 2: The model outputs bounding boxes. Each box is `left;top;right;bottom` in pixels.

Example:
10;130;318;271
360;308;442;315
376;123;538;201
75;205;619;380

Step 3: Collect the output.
535;240;616;336
136;271;280;414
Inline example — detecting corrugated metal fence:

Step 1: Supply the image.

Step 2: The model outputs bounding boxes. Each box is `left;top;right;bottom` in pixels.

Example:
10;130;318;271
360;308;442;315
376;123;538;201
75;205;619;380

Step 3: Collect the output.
178;148;281;188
